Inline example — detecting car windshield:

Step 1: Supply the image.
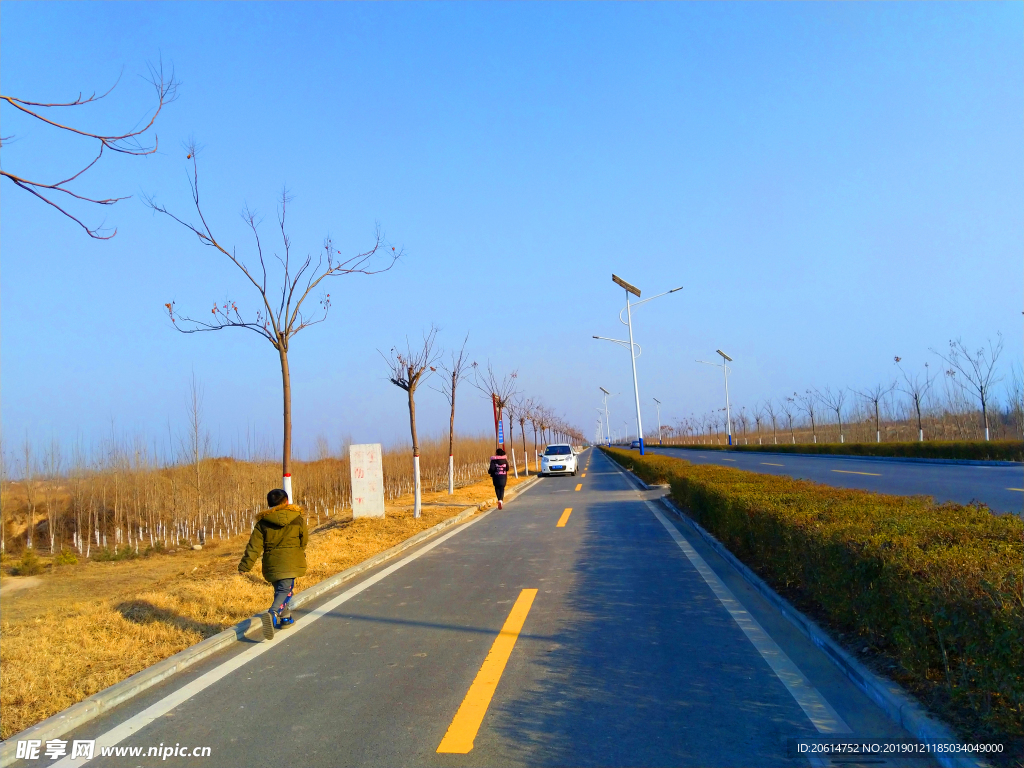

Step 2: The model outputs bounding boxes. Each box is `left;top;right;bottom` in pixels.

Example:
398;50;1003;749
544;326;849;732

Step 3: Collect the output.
545;446;571;456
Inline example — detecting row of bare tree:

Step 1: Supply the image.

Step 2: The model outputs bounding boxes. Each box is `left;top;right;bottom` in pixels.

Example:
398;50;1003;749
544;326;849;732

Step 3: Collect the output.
381;328;583;517
655;336;1020;445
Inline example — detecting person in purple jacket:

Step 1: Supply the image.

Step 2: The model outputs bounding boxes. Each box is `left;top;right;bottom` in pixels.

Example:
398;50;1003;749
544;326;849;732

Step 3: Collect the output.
488;448;510;509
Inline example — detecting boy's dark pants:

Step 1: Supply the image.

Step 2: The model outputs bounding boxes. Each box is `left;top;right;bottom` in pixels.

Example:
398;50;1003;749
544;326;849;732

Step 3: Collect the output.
492;475;507;502
271;578;295;616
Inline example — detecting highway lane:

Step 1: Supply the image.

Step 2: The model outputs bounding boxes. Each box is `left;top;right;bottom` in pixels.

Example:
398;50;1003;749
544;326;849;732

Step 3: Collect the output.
647;446;1023;515
37;448;932;768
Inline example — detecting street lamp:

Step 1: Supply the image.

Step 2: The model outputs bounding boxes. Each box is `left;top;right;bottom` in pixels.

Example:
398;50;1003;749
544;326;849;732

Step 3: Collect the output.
593;275;682;456
697;349;734;446
653;398;663;446
598;386;617;446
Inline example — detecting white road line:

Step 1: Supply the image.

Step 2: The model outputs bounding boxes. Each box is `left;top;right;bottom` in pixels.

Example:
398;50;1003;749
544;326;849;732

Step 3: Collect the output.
642;497;851;733
598;448;853;736
52;510;495;767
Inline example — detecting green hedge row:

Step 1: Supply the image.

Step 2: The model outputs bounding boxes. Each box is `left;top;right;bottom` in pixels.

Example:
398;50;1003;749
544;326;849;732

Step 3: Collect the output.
660;440;1024;462
603;447;1024;740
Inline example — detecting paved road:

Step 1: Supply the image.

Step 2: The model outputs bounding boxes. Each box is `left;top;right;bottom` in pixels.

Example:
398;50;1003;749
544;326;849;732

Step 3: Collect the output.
36;449;933;768
646;446;1023;516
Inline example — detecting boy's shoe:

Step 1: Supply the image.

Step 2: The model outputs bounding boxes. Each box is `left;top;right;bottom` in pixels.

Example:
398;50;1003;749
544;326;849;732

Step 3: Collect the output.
498;500;503;510
278;606;295;628
261;611;276;641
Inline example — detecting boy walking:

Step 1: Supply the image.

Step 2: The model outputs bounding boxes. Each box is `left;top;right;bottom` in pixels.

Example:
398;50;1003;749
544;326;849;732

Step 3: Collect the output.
238;488;309;640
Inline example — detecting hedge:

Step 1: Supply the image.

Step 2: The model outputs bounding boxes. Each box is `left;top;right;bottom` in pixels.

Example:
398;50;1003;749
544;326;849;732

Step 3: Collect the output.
603;447;1024;741
659;440;1024;462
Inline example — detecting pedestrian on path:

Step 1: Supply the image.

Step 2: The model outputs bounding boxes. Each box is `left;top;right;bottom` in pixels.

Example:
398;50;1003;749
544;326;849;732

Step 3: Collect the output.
488;448;510;509
238;488;309;640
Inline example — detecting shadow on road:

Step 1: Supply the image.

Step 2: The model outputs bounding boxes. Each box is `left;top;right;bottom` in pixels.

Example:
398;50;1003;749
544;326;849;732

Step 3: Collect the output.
488;486;815;767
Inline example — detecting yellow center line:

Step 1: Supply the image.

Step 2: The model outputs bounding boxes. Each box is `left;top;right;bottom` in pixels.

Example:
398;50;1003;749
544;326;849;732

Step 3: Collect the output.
574;483;582;491
762;462;784;467
556;508;572;527
831;469;881;477
1008;488;1024;492
581;473;587;478
436;589;538;754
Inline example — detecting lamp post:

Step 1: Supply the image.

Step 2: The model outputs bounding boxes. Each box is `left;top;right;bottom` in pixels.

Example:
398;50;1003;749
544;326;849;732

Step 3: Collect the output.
593;275;682;456
697;349;734;446
653;398;663;446
599;386;616;446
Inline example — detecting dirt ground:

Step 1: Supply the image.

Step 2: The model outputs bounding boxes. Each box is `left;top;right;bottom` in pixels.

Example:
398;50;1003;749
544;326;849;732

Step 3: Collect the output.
0;474;529;740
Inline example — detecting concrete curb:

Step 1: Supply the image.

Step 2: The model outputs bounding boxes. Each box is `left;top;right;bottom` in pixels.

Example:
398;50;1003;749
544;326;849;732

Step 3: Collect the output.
0;476;540;765
655;445;1020;467
604;452;987;768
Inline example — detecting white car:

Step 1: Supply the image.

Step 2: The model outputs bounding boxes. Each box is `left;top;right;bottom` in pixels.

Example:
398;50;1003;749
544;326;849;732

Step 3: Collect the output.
541;444;577;476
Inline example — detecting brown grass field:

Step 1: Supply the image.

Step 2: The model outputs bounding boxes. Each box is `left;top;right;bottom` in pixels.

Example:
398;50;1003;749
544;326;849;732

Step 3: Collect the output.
0;473;530;740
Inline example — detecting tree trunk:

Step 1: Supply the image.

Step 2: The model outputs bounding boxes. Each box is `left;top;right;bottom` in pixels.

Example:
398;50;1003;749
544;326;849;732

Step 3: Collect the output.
278;342;293;497
407;376;421;518
521;421;529;476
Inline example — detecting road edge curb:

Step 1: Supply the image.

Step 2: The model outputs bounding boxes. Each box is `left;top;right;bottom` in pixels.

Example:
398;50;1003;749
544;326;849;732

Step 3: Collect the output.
0;475;540;765
605;453;988;768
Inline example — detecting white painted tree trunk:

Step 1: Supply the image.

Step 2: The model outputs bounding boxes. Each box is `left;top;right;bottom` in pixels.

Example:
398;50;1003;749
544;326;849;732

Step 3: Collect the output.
448;455;454;495
840;434;844;443
876;431;880;443
511;448;519;479
985;427;990;441
919;428;924;442
413;455;422;518
282;474;293;500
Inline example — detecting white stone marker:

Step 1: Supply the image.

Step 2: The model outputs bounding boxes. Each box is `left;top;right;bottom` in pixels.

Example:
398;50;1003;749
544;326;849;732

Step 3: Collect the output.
350;443;385;518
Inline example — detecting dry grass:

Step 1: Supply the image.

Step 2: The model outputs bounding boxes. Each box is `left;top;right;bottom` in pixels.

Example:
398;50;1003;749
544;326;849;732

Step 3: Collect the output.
0;474;529;740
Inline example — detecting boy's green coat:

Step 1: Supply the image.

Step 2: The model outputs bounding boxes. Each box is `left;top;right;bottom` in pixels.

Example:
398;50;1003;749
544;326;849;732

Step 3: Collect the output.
238;503;308;582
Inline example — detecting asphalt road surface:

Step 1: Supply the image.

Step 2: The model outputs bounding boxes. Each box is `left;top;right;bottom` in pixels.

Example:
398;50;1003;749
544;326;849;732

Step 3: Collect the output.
37;449;934;768
646;446;1023;516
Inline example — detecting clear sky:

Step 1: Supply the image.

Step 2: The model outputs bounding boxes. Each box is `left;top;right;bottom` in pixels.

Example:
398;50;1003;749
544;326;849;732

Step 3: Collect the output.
2;2;1021;457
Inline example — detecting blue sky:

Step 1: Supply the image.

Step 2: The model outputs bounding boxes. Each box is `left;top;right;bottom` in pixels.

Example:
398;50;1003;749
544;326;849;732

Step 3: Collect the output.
2;2;1021;456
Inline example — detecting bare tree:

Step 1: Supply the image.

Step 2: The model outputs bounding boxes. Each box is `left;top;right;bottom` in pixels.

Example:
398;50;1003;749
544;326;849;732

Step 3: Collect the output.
515;398;534;476
21;437;37;550
853;381;895;443
42;438;64;553
781;398;797;444
146;147;398;490
527;404;542;463
433;334;472;495
795;391;819;443
181;374;211;543
382;327;441;518
1;62;178;238
473;363;519;450
1007;364;1024;440
752;403;765;445
895;357;936;442
815;386;848;444
737;407;749;445
930;335;1004;441
504;400;522;478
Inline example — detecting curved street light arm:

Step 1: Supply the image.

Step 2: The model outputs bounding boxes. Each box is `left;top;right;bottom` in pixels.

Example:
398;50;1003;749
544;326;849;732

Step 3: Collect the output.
594;335;641;358
618;286;684;326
